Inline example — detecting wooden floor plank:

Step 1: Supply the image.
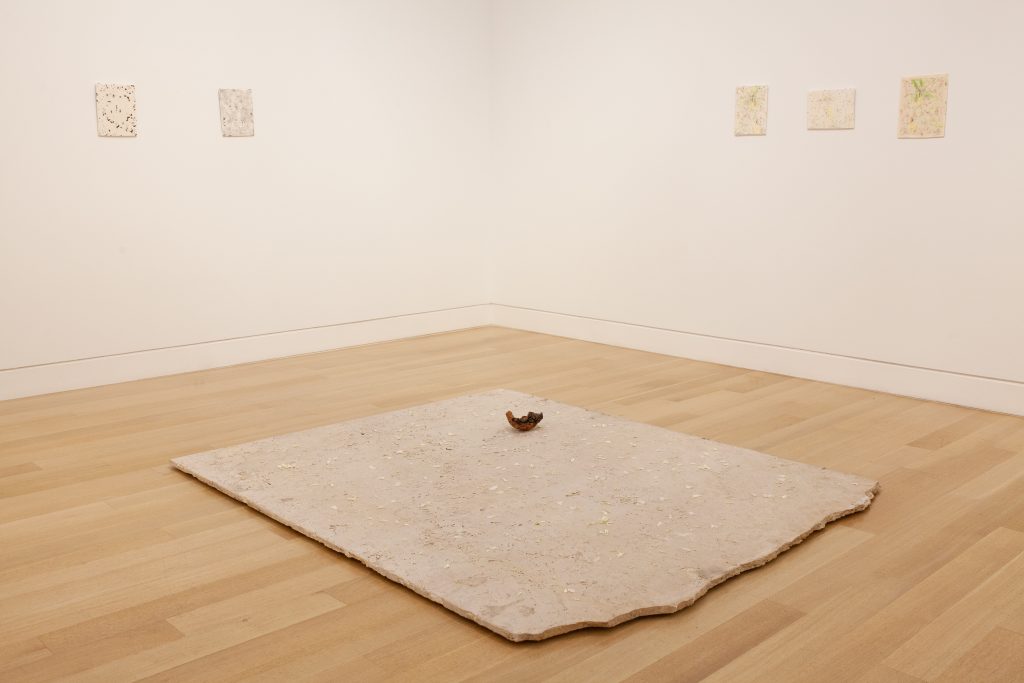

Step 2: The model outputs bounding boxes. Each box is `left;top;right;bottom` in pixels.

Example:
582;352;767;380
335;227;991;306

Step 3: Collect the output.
884;545;1024;680
620;600;804;683
934;628;1024;683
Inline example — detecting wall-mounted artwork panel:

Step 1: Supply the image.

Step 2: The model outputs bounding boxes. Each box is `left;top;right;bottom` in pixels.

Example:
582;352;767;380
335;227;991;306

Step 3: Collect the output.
734;85;768;136
219;88;254;137
807;88;856;130
95;83;137;137
898;74;948;138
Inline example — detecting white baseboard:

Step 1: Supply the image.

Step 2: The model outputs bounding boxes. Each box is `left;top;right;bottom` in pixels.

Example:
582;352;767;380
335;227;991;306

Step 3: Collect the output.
5;302;1021;416
490;304;1024;417
0;305;494;401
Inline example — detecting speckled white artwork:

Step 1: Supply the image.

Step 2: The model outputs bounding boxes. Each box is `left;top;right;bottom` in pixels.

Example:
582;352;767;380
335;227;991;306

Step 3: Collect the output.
898;74;948;138
808;88;856;130
172;389;878;641
734;85;768;136
219;88;254;137
95;83;137;137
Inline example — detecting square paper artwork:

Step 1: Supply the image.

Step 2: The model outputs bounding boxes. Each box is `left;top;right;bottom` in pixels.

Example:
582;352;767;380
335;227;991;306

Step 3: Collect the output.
734;85;768;136
219;88;254;137
173;389;878;641
807;88;856;130
898;74;948;138
95;83;137;137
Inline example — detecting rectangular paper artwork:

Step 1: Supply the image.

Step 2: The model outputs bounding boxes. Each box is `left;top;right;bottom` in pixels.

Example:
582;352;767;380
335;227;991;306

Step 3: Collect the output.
219;88;254;137
95;83;137;137
173;389;878;641
734;85;768;136
898;74;948;138
807;88;856;130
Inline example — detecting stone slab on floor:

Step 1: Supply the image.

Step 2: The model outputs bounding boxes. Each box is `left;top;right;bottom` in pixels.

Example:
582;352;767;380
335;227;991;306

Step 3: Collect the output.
172;389;878;641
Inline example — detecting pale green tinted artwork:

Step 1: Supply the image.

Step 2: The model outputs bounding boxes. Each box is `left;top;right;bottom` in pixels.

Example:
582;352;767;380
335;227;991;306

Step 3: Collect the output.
898;74;948;138
734;85;768;136
807;89;856;130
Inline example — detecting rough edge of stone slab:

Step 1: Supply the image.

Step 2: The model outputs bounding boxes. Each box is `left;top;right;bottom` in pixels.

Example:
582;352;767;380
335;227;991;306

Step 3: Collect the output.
172;411;880;642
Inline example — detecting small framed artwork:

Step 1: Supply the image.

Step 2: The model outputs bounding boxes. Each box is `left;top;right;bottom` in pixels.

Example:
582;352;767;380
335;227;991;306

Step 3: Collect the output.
807;88;856;130
734;85;768;136
95;83;137;137
219;88;254;137
898;74;948;138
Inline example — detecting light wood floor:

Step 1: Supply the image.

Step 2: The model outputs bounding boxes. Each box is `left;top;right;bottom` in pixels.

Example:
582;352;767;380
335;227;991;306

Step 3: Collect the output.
2;327;1024;682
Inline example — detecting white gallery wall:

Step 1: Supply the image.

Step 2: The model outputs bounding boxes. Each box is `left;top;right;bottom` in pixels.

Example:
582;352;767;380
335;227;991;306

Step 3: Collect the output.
2;0;1023;415
489;0;1024;415
0;0;493;397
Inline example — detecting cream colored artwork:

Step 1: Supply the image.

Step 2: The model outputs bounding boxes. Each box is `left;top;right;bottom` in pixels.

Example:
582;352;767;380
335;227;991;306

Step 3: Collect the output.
807;88;856;130
219;88;254;137
898;74;948;138
734;85;768;136
95;83;137;137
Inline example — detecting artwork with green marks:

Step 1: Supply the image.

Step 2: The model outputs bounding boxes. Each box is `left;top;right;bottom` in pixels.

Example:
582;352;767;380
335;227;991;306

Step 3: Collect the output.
898;74;948;138
734;85;768;136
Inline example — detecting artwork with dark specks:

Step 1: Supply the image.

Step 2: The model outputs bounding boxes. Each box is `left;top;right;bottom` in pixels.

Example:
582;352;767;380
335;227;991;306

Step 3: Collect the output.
95;83;137;137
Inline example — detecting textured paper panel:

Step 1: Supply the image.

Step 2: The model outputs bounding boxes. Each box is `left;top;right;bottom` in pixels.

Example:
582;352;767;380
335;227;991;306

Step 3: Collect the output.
219;88;254;137
95;83;137;137
898;74;948;138
808;88;856;130
734;85;768;136
173;389;878;641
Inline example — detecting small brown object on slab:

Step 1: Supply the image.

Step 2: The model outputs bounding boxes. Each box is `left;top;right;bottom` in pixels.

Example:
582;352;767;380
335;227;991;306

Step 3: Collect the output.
506;410;543;431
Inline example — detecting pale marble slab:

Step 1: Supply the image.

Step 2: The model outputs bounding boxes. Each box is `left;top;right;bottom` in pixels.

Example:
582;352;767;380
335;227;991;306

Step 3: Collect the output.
219;88;254;137
735;85;769;136
898;74;948;138
173;389;878;641
95;83;137;137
